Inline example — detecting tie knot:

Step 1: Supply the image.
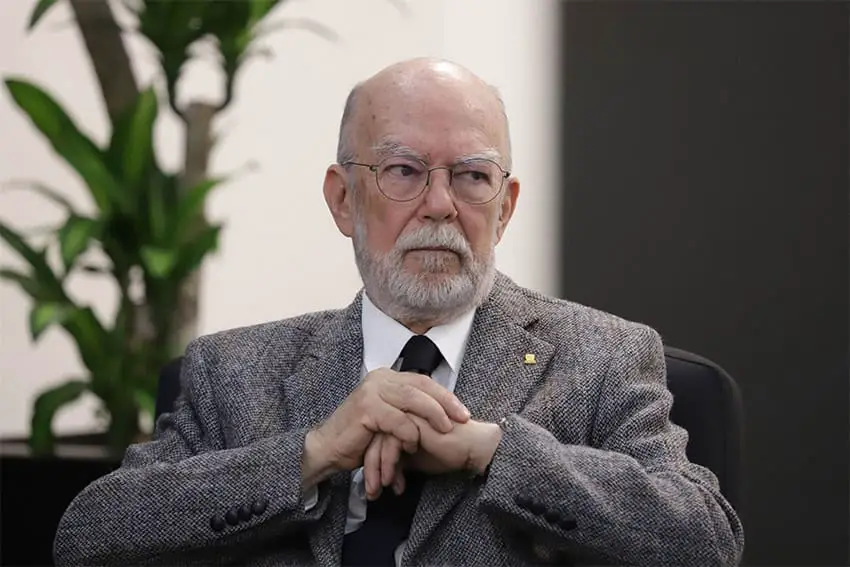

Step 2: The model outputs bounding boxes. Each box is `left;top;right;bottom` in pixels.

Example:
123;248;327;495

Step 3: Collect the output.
399;335;443;376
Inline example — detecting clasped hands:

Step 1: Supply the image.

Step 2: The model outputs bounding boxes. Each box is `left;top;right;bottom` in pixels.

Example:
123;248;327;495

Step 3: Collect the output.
302;367;502;499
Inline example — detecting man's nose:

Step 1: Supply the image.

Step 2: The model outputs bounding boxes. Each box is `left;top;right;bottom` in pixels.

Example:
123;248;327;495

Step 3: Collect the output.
420;168;458;221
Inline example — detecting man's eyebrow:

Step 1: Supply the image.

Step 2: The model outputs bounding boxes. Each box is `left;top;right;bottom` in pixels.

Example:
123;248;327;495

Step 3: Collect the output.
455;149;504;165
370;139;504;167
371;139;429;161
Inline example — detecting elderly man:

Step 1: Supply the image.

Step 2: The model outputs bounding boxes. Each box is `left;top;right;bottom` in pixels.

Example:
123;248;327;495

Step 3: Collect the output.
54;58;744;566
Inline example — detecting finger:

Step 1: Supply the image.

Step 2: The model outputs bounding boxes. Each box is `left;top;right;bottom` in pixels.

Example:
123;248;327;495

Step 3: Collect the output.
408;414;437;445
381;436;402;487
363;435;383;500
373;405;421;446
402;373;471;424
392;461;406;495
382;382;455;433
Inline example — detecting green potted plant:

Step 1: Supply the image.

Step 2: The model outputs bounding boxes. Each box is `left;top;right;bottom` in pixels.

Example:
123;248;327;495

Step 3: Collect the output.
0;0;350;561
0;0;348;455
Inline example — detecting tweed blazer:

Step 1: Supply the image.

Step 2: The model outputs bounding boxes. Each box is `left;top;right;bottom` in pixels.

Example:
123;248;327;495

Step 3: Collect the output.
54;272;744;566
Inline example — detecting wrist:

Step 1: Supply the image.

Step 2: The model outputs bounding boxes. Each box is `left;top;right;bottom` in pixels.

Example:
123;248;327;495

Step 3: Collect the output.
471;421;503;476
302;429;337;490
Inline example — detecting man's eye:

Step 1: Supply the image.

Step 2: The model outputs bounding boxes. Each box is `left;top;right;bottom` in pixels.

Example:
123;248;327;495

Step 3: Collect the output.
386;164;420;177
457;170;490;183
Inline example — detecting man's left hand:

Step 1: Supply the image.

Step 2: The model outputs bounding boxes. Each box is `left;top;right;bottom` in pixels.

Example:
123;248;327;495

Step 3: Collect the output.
362;416;502;499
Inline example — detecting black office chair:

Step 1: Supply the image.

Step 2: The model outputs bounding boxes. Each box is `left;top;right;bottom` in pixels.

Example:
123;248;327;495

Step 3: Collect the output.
155;346;743;512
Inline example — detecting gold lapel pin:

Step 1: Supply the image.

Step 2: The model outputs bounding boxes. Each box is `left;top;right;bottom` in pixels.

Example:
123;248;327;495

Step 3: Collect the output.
523;353;536;365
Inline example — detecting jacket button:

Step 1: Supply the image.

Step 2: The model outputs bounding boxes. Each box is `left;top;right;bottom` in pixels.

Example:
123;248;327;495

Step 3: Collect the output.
225;508;240;526
210;514;226;532
558;517;578;530
252;497;268;516
515;495;532;508
543;510;562;524
239;503;253;521
528;501;546;515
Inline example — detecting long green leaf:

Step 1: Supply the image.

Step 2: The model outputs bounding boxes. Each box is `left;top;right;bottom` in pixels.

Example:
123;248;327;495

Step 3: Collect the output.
28;0;59;30
172;224;221;281
4;79;129;214
146;169;169;244
140;246;178;279
106;87;159;188
174;177;225;235
249;0;283;26
124;88;158;186
62;307;110;375
0;221;48;272
29;301;75;341
0;269;43;299
29;380;88;454
57;216;99;270
0;221;65;299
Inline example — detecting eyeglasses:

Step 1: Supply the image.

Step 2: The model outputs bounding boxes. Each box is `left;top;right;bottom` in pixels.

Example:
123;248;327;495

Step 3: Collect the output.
342;156;510;204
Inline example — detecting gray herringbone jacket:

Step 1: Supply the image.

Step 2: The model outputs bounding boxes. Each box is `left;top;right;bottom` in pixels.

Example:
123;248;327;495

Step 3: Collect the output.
54;273;744;565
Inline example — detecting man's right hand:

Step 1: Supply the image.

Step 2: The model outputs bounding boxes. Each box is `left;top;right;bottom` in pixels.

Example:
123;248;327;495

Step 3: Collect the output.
301;368;470;489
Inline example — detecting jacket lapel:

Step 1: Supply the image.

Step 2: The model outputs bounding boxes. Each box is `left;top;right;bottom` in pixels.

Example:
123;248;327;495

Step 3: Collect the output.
278;294;364;567
402;274;556;562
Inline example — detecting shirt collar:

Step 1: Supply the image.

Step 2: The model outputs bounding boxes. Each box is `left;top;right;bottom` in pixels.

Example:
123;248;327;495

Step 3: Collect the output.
361;292;477;374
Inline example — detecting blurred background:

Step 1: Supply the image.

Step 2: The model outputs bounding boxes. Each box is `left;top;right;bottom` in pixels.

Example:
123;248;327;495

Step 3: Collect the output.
0;0;847;565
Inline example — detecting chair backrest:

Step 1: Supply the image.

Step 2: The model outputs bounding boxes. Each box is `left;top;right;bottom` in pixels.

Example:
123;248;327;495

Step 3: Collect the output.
662;346;743;514
155;346;743;512
155;357;184;424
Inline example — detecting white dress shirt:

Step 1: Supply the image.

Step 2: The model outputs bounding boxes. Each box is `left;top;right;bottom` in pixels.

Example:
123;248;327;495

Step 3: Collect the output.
304;292;476;565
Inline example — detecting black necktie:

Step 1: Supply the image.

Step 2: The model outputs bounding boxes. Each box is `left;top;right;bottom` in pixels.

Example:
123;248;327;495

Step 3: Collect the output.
341;335;443;566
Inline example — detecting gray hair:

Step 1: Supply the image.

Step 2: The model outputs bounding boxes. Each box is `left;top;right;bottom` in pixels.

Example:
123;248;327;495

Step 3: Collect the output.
335;82;513;171
336;83;363;166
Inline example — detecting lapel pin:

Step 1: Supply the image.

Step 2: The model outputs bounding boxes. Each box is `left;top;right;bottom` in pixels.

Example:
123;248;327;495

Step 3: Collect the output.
523;353;536;365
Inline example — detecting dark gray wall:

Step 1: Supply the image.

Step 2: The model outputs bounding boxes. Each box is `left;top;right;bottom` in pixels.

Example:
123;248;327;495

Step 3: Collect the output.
559;2;849;565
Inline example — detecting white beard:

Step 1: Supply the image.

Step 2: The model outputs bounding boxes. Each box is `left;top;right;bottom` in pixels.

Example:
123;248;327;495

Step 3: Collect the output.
351;210;496;326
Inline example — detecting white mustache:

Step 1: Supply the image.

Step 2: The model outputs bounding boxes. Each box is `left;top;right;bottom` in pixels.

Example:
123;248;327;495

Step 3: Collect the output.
395;225;472;258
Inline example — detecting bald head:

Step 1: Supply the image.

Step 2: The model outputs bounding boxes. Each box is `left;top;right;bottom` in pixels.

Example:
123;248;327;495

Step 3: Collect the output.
336;58;512;170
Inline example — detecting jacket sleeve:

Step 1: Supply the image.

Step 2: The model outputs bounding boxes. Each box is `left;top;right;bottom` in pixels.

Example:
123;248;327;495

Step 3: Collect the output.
53;336;331;565
477;325;745;566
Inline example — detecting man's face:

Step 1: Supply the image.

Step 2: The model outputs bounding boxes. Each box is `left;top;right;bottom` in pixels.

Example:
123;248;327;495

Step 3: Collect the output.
326;65;519;327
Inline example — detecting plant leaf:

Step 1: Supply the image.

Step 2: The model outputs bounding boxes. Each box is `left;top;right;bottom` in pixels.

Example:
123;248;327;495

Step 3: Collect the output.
4;78;129;214
146;168;170;244
1;179;77;214
106;87;159;188
140;246;178;278
248;0;282;25
172;224;221;281
29;380;88;454
29;301;75;341
0;269;43;299
28;0;59;30
62;306;110;376
124;87;158;185
174;176;225;233
0;220;65;300
57;216;99;270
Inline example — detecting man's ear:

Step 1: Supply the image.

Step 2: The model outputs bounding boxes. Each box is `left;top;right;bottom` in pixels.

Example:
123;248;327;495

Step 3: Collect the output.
323;164;355;237
495;177;520;242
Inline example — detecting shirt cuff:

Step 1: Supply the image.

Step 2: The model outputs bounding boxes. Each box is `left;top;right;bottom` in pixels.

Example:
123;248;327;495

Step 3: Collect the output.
303;485;319;511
